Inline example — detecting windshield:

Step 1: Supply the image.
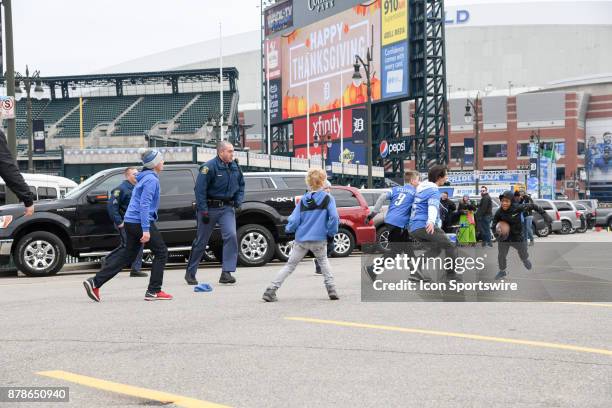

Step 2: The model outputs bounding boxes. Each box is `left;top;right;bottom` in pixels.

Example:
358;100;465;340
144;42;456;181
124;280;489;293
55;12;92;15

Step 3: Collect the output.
63;172;108;199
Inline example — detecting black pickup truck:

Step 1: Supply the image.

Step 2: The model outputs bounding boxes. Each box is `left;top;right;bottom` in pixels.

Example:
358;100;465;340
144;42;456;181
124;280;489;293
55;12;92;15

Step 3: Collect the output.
0;165;313;276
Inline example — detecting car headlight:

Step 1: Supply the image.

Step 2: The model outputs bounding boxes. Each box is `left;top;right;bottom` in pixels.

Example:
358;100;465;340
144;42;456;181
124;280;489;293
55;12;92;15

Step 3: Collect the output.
0;215;13;229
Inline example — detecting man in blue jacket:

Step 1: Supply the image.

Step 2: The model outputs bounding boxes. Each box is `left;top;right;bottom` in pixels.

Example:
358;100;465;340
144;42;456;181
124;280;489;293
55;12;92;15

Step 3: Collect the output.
105;167;146;277
262;168;339;302
185;140;245;286
84;149;172;302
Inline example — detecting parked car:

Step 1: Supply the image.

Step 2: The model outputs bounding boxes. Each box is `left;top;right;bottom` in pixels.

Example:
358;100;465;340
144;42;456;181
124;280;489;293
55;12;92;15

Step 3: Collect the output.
573;200;598;228
275;186;377;261
573;203;591;232
533;199;563;235
359;188;391;251
0;166;324;277
593;205;612;228
0;173;78;205
552;200;583;234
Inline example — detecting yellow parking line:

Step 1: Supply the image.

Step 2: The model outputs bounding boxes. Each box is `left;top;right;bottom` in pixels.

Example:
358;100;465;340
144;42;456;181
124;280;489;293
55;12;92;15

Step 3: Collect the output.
37;370;231;408
286;317;612;357
554;301;612;308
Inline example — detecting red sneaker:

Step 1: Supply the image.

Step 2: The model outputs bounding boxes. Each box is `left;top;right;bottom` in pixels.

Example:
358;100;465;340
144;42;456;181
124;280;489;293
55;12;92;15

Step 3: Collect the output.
83;278;100;302
144;290;173;301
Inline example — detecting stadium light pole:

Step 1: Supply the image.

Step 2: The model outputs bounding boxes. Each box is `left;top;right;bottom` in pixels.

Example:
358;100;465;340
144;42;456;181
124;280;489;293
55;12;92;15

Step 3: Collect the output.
3;0;19;204
530;129;542;199
352;51;374;189
464;92;480;194
15;66;43;172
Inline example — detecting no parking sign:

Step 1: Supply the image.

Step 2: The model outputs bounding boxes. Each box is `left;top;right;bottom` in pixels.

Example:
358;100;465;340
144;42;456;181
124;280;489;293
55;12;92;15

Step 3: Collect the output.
0;96;15;119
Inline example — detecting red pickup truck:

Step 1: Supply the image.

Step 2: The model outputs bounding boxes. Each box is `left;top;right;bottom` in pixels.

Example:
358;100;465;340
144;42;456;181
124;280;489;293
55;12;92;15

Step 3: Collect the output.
275;185;377;261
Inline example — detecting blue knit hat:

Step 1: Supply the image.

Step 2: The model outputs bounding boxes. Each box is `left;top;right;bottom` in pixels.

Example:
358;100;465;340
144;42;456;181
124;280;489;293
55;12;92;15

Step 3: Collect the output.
139;148;163;169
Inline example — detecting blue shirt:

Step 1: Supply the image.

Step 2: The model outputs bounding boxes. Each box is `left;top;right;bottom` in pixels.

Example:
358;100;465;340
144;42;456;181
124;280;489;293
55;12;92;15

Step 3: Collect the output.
384;184;417;228
409;181;441;232
286;190;339;242
107;180;134;226
124;170;160;232
195;156;245;212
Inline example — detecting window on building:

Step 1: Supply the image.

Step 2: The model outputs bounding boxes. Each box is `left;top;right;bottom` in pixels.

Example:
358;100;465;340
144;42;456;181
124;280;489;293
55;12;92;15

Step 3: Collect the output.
577;141;586;156
517;143;530;157
556;167;566;181
450;146;463;160
483;144;507;158
541;142;565;157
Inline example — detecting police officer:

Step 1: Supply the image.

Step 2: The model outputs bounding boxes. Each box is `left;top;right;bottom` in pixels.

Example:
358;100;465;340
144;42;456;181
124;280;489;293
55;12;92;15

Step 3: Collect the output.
106;167;147;277
185;140;245;285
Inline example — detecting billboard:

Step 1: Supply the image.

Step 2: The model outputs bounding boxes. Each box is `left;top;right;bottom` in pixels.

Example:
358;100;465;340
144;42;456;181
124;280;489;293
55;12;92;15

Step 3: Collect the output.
292;106;366;160
265;0;410;124
586;119;612;183
265;1;294;36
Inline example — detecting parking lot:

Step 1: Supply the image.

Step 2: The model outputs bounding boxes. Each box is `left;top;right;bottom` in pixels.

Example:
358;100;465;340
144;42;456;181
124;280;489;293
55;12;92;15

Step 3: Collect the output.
0;230;610;407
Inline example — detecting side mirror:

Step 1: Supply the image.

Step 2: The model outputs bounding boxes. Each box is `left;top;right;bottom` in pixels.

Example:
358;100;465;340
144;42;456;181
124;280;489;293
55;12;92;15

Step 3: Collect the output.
87;190;109;204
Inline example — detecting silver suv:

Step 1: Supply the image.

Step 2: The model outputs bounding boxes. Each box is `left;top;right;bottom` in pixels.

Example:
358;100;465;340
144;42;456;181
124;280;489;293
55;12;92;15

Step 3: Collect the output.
553;200;583;234
534;199;563;234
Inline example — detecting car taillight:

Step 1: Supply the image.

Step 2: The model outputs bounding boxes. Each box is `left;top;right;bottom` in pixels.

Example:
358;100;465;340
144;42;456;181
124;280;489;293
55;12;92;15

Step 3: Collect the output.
556;211;560;221
576;211;582;219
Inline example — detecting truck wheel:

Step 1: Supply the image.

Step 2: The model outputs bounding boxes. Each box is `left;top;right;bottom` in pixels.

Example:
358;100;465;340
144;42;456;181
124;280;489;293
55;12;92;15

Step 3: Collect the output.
275;240;294;262
332;227;355;257
535;222;549;237
14;231;66;277
237;224;275;267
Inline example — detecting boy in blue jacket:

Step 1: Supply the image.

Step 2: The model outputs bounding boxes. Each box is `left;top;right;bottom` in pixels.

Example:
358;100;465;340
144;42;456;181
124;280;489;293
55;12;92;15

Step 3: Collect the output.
84;149;173;302
263;168;340;302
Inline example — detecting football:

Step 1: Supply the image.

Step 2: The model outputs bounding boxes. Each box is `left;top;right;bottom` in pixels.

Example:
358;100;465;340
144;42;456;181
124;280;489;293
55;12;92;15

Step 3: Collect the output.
496;221;511;239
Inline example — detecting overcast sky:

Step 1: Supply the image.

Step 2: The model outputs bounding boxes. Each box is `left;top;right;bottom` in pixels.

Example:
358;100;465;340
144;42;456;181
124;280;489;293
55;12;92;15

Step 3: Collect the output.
11;0;262;76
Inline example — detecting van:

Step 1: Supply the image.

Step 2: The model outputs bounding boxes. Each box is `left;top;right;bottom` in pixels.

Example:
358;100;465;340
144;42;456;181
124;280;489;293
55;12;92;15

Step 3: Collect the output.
0;173;78;205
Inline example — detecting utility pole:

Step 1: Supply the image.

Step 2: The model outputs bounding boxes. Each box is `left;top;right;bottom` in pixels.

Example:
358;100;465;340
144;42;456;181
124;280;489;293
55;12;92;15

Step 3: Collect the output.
4;0;19;204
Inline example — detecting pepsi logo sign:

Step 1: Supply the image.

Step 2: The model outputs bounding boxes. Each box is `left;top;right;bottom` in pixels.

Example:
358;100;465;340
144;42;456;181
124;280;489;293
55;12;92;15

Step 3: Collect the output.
380;140;406;158
380;141;389;158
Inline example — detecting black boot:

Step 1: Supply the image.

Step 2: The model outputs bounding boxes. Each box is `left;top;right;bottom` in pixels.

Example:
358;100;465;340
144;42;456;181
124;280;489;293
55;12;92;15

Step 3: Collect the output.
219;271;236;284
184;273;198;285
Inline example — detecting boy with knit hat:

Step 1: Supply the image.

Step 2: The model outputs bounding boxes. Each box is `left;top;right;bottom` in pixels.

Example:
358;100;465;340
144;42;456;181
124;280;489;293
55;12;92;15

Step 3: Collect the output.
84;148;173;302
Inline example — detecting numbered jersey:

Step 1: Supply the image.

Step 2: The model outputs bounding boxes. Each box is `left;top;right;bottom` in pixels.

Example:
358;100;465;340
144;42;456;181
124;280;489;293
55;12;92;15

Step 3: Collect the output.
384;184;417;228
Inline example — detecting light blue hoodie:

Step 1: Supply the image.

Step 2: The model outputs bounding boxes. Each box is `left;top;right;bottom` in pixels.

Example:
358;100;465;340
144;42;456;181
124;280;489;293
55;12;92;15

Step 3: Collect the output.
286;190;339;242
409;181;441;232
124;169;160;232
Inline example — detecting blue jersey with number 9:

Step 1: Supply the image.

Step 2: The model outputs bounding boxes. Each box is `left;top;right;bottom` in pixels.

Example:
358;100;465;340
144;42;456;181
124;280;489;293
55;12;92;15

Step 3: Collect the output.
384;184;417;228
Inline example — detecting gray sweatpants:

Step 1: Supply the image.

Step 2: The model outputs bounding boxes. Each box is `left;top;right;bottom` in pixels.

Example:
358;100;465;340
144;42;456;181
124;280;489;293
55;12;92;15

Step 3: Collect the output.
270;241;335;289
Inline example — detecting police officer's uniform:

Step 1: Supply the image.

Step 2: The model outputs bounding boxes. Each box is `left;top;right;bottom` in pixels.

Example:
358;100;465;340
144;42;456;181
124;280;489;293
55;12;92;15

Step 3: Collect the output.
106;180;145;276
185;156;245;284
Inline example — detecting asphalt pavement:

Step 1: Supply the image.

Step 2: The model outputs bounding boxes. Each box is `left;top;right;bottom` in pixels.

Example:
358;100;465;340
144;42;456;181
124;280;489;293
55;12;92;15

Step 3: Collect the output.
1;230;611;407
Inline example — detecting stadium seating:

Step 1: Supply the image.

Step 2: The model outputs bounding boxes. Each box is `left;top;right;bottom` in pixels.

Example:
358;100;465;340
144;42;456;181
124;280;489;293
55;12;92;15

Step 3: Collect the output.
113;93;195;136
56;96;139;137
5;92;235;140
173;92;233;134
